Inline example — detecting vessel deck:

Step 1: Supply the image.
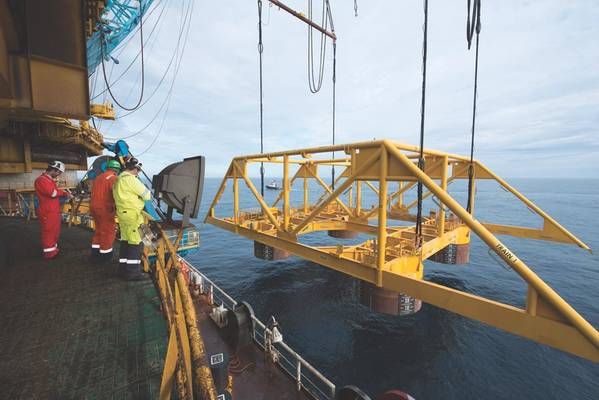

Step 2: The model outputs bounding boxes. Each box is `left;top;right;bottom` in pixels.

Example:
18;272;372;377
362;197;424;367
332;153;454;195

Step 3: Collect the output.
0;219;168;399
195;299;313;400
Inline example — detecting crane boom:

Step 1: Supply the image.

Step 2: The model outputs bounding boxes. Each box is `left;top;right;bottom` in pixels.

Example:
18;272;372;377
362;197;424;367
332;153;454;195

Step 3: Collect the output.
87;0;156;75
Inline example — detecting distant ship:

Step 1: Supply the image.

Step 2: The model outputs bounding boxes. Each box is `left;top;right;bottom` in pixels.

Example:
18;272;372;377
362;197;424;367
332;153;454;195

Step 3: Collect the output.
266;180;282;190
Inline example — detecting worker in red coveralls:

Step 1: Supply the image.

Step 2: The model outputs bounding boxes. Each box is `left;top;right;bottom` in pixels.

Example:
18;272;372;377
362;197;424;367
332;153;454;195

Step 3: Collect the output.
90;159;122;263
34;161;73;259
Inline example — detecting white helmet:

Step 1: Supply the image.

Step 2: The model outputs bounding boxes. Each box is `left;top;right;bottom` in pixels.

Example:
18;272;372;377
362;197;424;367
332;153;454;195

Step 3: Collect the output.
48;160;65;173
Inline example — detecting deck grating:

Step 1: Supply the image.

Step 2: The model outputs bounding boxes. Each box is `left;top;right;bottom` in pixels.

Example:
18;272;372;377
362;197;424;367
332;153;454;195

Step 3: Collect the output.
0;218;168;400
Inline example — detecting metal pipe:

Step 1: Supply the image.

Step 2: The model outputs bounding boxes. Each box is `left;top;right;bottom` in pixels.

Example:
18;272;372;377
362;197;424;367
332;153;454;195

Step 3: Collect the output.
235;139;472;163
283;155;290;230
273;169;300;207
356;180;361;216
234;140;383;161
248;157;350;165
237;162;281;230
468;174;476;216
364;180;379;195
267;0;337;41
303;177;308;214
348;185;353;208
206;165;230;218
476;161;590;251
438;155;448;236
233;170;239;224
307;165;352;215
250;315;336;392
397;181;404;207
384;141;599;351
292;149;381;235
376;146;388;287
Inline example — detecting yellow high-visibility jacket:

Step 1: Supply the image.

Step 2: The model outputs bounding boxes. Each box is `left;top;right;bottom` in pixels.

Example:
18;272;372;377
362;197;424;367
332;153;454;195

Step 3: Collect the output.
113;170;152;244
113;171;151;213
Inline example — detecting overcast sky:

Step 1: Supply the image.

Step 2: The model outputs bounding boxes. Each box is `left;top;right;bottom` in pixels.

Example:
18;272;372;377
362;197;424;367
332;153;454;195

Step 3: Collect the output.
91;0;599;178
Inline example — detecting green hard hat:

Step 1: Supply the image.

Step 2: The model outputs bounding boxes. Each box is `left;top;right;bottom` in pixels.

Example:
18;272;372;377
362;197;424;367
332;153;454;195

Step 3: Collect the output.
107;159;121;172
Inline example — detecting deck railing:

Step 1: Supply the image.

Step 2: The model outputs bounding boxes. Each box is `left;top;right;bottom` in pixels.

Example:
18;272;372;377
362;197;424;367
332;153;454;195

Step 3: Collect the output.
182;257;337;400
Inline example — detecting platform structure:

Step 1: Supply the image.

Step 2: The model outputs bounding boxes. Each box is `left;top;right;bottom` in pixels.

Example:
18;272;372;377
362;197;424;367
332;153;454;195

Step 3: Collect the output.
206;139;598;363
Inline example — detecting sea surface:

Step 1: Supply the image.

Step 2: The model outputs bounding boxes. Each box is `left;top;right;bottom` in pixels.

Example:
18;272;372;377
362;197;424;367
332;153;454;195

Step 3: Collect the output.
186;177;599;400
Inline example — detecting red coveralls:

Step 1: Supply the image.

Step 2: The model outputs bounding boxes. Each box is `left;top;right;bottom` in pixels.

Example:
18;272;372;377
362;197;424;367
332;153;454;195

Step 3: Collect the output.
90;169;118;256
34;173;68;259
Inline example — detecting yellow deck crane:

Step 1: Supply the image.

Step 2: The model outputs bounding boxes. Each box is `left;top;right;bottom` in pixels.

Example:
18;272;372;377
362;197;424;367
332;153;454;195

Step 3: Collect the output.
206;139;598;363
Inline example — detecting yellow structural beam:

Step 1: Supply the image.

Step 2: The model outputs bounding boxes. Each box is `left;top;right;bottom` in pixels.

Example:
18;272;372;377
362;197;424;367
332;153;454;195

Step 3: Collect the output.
206;140;597;362
154;226;218;400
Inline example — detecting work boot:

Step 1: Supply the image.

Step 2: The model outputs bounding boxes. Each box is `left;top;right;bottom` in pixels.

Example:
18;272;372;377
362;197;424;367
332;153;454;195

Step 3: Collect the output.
124;242;145;280
118;241;128;274
90;246;100;263
48;248;61;260
99;250;114;264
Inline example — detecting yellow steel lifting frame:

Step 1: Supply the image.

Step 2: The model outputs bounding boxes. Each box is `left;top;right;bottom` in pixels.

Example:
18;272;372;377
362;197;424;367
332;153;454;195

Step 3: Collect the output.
205;140;598;362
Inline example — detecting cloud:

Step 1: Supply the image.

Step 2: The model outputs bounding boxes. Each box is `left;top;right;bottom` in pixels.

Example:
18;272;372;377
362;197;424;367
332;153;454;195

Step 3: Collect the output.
92;0;599;178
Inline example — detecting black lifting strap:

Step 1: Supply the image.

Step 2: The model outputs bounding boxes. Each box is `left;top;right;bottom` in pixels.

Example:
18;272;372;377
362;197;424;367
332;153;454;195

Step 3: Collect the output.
258;0;265;196
415;0;429;249
466;0;481;213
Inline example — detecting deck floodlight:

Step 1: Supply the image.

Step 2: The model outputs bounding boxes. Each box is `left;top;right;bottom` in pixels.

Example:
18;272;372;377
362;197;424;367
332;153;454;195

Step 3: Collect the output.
152;156;205;226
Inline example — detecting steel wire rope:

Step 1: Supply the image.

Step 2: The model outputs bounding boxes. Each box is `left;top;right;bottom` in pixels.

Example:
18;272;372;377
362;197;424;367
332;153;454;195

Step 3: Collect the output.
92;0;167;101
132;0;194;156
96;60;117;131
327;3;337;194
103;0;193;141
100;1;146;111
307;0;330;93
263;0;272;26
114;1;185;118
258;0;265;196
101;58;116;107
135;93;173;157
354;0;358;17
134;11;188;156
466;0;481;213
415;0;429;249
94;0;165;82
111;0;166;57
100;0;182;138
330;14;337;190
98;0;169;110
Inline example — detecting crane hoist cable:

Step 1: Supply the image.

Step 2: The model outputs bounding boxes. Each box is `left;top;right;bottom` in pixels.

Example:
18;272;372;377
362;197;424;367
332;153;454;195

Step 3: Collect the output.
104;0;194;142
307;0;334;94
92;0;168;101
113;0;190;120
415;0;429;249
466;0;481;213
134;0;194;156
354;0;358;17
328;0;336;190
331;40;337;190
258;0;266;196
100;1;146;111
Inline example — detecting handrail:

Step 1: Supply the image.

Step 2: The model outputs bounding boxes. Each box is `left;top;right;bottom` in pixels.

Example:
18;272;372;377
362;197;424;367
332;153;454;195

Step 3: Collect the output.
180;257;337;400
252;316;336;399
